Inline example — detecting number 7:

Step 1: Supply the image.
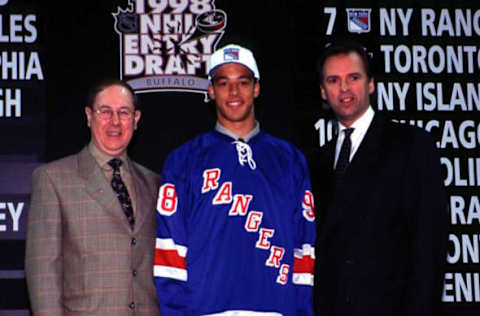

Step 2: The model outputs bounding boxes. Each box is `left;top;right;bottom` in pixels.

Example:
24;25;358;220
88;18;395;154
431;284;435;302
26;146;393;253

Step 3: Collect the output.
324;7;336;35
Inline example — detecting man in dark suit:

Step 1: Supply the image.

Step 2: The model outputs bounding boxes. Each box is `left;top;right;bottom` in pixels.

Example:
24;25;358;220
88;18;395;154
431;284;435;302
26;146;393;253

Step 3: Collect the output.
309;41;448;316
25;79;160;315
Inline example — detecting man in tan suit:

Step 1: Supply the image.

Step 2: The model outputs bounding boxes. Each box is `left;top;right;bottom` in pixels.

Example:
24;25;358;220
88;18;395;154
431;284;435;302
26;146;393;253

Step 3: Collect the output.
25;79;160;315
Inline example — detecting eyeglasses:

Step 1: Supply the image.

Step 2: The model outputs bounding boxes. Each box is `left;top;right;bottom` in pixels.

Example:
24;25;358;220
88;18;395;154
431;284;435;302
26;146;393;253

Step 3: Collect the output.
93;107;136;121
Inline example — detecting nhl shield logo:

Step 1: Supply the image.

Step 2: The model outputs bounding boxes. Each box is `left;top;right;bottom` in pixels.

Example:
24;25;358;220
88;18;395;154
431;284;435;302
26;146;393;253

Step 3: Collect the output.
346;8;371;33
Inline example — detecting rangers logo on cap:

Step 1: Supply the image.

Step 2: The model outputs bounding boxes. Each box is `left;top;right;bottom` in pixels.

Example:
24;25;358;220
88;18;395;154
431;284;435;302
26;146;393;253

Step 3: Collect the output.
207;44;260;81
224;48;240;61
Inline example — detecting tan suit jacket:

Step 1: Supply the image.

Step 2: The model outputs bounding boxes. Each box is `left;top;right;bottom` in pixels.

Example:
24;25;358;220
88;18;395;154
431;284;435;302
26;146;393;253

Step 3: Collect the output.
25;146;161;315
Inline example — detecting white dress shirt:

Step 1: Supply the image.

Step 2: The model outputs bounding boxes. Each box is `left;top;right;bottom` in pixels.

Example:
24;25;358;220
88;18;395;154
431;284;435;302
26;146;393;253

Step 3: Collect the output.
334;106;375;169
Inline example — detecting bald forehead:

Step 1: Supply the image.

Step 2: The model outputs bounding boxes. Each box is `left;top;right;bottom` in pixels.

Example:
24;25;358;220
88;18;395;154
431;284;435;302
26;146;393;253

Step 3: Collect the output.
93;84;135;108
96;84;133;101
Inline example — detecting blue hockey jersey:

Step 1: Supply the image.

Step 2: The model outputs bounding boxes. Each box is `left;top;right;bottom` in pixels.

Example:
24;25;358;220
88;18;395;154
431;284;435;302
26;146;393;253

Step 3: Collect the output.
154;128;316;316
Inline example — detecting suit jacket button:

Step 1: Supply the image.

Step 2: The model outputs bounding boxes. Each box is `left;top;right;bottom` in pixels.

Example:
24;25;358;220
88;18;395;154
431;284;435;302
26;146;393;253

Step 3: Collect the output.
132;269;137;277
131;238;137;246
129;302;135;309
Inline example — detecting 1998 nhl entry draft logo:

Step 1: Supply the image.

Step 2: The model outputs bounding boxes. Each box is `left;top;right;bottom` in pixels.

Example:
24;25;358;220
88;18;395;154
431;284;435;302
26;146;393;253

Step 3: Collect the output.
113;0;227;99
346;8;371;33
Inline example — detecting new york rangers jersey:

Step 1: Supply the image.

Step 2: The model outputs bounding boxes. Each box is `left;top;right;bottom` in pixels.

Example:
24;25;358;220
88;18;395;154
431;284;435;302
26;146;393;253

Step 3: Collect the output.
154;127;316;316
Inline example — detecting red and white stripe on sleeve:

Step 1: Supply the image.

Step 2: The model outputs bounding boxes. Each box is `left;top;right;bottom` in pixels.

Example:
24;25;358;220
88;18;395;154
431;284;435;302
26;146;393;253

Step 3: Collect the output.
292;244;315;286
154;238;188;281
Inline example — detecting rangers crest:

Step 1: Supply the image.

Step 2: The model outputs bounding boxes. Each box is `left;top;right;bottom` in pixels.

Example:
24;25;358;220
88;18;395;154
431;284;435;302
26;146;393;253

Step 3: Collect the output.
346;8;371;33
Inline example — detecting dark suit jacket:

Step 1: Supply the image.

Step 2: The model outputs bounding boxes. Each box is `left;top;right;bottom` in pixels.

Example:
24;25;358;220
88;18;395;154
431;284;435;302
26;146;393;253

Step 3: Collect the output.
25;146;161;316
307;115;448;316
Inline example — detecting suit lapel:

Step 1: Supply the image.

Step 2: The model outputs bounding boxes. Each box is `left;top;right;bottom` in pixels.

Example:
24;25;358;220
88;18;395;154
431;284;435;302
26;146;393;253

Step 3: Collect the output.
130;162;154;232
78;146;132;231
346;115;384;178
333;115;385;209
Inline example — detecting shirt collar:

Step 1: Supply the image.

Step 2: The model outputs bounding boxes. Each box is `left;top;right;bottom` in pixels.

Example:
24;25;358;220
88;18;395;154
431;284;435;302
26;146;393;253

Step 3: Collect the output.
88;141;130;171
337;106;375;137
215;121;260;142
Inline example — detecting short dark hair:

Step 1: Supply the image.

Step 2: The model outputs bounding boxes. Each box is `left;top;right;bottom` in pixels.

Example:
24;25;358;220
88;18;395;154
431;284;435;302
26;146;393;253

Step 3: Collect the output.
316;40;373;82
210;64;258;85
86;79;138;109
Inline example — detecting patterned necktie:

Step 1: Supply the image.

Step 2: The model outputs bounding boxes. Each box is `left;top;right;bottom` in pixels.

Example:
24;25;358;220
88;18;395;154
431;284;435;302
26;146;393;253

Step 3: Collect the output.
334;128;355;187
108;158;135;228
